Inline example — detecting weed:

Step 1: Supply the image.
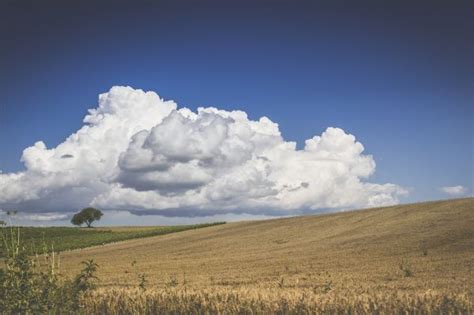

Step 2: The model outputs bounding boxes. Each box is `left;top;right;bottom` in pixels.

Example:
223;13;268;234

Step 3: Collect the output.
399;259;414;277
138;273;148;291
166;274;179;287
277;277;285;288
323;279;333;293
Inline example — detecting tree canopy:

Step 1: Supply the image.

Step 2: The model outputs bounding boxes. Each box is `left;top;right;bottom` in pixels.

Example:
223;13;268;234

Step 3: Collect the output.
71;207;103;228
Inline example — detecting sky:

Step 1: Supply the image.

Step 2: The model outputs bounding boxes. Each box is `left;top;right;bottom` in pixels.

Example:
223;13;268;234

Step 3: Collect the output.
0;0;473;226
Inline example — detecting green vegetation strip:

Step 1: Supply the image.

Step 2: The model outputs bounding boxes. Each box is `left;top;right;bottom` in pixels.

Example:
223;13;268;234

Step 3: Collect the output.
0;222;225;257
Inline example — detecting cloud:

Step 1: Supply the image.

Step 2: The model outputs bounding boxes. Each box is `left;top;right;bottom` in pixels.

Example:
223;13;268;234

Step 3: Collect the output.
0;210;68;222
439;185;468;196
0;86;407;218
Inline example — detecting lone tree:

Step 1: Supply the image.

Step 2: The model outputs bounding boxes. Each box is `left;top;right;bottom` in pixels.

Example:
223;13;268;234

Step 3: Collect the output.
71;207;103;228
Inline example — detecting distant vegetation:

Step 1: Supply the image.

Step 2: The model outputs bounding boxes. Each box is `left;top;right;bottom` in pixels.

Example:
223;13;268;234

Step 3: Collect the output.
71;207;104;228
0;222;225;258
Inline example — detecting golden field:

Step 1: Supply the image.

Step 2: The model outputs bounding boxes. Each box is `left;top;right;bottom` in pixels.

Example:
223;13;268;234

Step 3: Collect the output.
59;198;473;313
80;287;471;314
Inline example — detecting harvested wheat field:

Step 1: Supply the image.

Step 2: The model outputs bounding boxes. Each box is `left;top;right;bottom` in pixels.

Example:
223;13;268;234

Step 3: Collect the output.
57;198;474;313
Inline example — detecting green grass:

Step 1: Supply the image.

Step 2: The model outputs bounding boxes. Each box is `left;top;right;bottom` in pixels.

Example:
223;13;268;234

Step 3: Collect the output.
0;222;225;257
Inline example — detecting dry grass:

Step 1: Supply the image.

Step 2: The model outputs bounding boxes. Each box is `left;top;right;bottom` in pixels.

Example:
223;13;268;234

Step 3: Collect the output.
81;287;472;314
58;198;473;313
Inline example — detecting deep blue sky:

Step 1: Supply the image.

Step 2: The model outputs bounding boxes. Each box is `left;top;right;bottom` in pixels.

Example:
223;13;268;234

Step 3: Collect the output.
1;0;473;204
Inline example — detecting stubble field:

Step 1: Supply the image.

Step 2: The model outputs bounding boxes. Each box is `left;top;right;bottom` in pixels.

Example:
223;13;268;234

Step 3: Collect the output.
56;198;473;313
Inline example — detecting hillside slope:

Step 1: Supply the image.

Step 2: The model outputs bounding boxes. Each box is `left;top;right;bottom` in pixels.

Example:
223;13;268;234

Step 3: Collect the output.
0;223;224;257
60;198;473;293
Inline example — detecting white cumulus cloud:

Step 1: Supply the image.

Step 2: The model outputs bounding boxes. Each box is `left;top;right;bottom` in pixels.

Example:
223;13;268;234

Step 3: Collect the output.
439;185;468;196
0;86;407;218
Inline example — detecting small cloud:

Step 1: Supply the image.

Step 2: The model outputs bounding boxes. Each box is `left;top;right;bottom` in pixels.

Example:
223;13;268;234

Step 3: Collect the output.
0;210;68;221
440;185;468;196
24;213;69;221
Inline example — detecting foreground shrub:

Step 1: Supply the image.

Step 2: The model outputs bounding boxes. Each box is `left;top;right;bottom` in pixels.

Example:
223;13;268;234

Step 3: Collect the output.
0;227;98;313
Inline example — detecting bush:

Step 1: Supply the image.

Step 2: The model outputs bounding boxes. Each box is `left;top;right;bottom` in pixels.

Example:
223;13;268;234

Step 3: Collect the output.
0;227;99;313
